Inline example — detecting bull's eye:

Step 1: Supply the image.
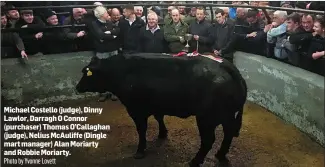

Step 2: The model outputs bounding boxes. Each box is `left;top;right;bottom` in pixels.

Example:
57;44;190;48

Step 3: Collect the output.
86;68;93;76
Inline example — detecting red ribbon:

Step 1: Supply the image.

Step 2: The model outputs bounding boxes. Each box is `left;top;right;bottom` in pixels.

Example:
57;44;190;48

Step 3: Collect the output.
172;51;223;62
172;51;187;57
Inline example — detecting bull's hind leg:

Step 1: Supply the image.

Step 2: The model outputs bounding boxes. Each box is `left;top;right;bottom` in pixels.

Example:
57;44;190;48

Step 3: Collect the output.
215;122;234;165
131;115;149;159
189;116;216;167
153;115;168;139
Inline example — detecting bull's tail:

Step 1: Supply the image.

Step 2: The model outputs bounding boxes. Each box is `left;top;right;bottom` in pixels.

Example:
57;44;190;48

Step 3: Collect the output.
233;106;244;137
220;61;247;137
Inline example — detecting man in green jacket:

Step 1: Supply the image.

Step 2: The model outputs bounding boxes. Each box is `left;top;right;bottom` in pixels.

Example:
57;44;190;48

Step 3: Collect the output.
163;9;189;53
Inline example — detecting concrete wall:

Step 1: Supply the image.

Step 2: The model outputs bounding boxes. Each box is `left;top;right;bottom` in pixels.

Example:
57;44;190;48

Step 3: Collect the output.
1;51;324;146
1;52;97;106
234;52;324;147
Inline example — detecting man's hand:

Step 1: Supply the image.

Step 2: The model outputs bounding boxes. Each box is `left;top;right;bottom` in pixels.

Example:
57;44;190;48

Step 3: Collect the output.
77;31;85;37
21;50;28;59
312;51;325;59
271;22;278;27
194;35;199;40
264;24;273;32
213;50;220;55
246;32;257;38
179;36;185;43
35;32;43;39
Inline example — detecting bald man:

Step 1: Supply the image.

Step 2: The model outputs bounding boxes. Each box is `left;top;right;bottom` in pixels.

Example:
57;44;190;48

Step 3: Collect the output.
111;8;121;25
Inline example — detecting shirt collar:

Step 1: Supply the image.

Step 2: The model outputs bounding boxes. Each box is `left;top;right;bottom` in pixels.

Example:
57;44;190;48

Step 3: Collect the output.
125;15;136;22
98;19;106;23
146;24;160;31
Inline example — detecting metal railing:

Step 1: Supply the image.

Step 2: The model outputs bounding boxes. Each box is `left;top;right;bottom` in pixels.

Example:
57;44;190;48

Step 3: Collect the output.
6;3;324;14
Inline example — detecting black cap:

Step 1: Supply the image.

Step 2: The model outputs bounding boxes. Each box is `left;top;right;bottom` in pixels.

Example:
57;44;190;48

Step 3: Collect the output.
43;10;56;19
3;4;15;12
20;10;33;15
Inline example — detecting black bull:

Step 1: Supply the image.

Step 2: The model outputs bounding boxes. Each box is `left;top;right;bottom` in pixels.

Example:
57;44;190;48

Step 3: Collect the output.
76;53;247;167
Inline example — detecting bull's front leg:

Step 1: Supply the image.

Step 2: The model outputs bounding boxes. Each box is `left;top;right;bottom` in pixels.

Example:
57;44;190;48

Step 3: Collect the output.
130;115;148;159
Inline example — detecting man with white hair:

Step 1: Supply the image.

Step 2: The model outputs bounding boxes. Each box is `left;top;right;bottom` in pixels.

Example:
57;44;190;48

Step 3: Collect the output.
266;10;288;61
93;2;103;6
138;12;167;53
87;6;120;102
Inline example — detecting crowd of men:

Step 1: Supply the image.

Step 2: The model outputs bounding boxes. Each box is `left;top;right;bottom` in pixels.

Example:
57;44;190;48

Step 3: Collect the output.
1;1;324;89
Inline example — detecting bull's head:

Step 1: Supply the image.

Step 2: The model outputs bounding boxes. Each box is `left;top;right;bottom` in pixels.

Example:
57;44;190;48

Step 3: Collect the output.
76;56;110;93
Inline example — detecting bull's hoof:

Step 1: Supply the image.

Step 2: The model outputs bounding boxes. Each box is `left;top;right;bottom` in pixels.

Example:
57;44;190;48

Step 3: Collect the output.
133;151;145;159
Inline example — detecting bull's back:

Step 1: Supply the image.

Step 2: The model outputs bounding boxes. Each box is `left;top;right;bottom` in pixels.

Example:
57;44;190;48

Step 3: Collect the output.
123;53;228;78
118;54;238;114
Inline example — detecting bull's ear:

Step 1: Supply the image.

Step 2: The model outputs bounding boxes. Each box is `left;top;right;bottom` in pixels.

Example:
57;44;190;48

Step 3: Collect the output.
86;68;93;76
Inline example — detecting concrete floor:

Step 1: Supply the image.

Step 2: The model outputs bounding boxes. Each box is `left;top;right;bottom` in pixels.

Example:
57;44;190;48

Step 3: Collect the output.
4;99;324;167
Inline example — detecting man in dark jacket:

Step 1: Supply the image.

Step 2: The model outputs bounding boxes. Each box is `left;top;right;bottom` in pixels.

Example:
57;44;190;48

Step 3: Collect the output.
207;8;235;63
188;7;211;53
234;9;267;55
1;12;27;58
118;4;145;53
284;13;305;66
41;10;69;54
289;14;315;70
15;9;45;55
87;6;120;102
110;8;121;26
63;8;92;52
4;4;19;28
138;11;167;53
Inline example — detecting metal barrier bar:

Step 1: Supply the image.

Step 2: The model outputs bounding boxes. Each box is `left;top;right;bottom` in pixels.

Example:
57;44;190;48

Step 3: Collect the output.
56;12;70;15
1;23;173;33
6;3;324;15
1;24;86;33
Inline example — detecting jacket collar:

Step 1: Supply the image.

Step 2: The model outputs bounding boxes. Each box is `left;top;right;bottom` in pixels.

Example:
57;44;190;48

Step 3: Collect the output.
195;19;206;24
